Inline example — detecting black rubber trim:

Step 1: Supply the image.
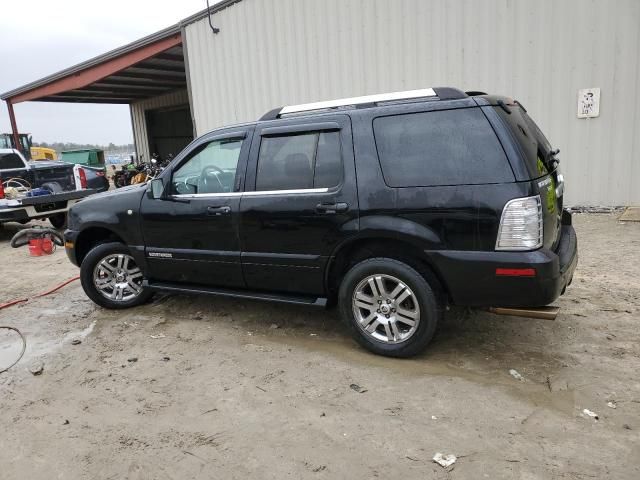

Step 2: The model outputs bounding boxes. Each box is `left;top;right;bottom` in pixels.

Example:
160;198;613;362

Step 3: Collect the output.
144;280;327;307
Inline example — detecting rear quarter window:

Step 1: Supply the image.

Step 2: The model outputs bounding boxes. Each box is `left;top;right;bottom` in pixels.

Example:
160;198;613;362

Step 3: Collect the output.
373;108;514;187
493;104;553;179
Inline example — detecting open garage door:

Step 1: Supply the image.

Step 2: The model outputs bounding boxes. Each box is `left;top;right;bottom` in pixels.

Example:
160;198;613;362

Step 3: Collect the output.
145;105;193;160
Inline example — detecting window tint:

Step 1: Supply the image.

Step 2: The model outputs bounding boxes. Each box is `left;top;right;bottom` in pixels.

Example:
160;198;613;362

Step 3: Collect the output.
256;131;342;191
373;108;513;187
172;138;243;195
494;104;553;179
0;153;25;170
314;132;342;188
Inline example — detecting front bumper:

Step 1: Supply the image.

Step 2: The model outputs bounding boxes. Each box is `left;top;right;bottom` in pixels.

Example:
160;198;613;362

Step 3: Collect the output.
430;223;578;308
64;229;81;266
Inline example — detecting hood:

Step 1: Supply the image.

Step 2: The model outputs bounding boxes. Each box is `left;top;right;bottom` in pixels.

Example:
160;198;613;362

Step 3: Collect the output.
84;183;146;200
68;183;147;228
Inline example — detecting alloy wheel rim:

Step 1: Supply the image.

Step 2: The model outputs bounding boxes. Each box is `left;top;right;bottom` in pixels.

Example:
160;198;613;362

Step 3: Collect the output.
93;253;143;302
352;274;420;344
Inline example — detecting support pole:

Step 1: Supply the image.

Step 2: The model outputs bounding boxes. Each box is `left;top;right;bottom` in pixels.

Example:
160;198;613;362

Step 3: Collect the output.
6;100;21;153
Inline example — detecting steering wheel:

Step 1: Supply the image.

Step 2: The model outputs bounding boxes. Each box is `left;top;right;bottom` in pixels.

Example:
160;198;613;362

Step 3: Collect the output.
199;165;226;193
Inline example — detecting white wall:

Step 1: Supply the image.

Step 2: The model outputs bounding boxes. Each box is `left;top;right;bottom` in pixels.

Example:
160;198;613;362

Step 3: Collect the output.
184;0;640;206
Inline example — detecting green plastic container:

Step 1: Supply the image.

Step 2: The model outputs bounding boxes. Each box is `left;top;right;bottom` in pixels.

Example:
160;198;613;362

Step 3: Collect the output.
60;149;105;167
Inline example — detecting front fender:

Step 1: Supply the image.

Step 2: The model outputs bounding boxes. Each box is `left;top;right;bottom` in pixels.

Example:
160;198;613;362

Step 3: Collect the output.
67;185;146;245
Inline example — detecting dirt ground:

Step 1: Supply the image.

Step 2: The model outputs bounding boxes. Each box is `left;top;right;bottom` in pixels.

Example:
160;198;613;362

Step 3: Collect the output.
0;214;639;479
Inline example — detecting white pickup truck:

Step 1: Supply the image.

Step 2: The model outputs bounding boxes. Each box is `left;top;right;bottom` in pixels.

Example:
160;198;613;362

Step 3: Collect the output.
0;148;96;228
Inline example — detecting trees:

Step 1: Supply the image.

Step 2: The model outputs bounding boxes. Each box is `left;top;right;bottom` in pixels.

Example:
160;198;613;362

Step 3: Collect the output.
33;141;134;155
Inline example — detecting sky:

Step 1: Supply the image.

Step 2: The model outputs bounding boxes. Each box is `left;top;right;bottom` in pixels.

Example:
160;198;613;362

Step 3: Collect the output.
0;0;209;145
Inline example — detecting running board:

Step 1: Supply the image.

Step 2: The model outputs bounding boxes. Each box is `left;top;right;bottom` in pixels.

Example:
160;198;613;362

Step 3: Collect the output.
488;306;559;321
144;281;327;307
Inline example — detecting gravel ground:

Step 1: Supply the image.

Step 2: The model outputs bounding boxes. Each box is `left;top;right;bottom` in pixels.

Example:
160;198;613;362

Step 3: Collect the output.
0;214;639;479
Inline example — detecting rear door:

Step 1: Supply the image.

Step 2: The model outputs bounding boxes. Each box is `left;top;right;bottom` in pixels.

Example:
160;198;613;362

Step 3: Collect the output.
239;115;358;295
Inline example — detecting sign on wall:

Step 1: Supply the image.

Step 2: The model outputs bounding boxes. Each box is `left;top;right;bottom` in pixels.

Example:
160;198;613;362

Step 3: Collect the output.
577;88;600;118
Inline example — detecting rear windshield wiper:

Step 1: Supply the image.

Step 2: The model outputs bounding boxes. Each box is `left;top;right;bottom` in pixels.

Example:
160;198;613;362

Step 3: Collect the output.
547;148;560;168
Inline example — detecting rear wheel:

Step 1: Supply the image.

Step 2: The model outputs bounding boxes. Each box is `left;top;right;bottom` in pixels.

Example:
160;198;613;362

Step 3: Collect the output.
80;242;153;309
339;258;441;357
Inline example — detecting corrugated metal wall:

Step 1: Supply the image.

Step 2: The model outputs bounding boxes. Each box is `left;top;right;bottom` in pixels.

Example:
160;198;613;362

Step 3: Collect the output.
130;89;190;162
184;0;640;206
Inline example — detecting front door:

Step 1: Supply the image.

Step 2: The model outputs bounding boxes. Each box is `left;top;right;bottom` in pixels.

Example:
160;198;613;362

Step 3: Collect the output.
239;115;358;295
140;128;253;288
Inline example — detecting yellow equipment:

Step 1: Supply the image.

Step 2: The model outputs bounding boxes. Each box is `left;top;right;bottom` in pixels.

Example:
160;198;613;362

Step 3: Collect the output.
30;147;58;161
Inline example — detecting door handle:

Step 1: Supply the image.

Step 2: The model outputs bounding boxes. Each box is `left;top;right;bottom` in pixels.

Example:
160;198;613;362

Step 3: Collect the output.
315;202;349;214
207;205;231;216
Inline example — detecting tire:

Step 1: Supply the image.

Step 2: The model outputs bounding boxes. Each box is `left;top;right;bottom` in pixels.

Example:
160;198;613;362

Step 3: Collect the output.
41;182;63;194
338;257;442;358
80;242;153;309
48;212;67;229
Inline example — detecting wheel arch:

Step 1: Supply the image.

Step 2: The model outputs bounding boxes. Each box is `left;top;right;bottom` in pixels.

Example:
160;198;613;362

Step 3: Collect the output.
325;233;450;304
74;226;126;265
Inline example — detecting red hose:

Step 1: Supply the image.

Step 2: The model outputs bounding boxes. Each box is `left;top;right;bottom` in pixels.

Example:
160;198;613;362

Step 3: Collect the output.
0;276;80;310
0;298;28;310
34;276;81;298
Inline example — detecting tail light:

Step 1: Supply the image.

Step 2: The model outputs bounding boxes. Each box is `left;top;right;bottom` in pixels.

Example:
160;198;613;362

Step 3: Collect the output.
0;178;4;199
78;168;87;189
496;195;543;251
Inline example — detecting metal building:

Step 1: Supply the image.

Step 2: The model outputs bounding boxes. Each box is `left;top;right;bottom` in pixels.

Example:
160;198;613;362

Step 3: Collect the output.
3;0;639;206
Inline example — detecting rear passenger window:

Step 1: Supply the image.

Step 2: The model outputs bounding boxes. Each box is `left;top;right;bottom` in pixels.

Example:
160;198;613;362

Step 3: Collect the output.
373;108;513;187
256;131;342;191
0;153;25;169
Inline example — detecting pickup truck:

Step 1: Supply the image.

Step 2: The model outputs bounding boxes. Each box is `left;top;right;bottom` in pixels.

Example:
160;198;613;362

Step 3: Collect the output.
0;148;95;228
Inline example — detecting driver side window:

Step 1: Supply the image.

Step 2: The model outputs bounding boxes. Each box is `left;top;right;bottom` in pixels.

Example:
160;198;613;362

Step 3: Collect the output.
172;138;243;195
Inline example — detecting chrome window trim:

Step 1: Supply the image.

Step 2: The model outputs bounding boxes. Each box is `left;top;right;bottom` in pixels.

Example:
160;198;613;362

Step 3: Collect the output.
245;187;329;196
172;192;243;199
171;187;330;199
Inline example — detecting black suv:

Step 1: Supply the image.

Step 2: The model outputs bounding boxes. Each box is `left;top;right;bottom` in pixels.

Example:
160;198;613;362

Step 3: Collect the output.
65;87;577;357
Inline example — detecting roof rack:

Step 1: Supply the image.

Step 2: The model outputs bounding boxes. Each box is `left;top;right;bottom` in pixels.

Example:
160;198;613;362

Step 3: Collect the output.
260;87;468;121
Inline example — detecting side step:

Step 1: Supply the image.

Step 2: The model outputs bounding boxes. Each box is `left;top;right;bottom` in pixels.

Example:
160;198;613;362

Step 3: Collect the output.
488;306;559;321
144;281;327;307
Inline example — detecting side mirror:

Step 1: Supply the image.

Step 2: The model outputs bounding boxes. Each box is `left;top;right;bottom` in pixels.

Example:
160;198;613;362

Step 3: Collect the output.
149;178;164;199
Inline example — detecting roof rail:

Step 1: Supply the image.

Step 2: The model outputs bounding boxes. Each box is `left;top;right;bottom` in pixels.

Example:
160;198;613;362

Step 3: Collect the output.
259;87;467;121
281;88;437;115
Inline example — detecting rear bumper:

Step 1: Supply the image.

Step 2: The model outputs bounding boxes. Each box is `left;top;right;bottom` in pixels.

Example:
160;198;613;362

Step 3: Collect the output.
430;224;578;308
0;192;91;223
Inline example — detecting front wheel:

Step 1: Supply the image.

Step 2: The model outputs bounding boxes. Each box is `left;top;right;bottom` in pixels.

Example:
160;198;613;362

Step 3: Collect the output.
80;242;153;309
338;258;442;358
